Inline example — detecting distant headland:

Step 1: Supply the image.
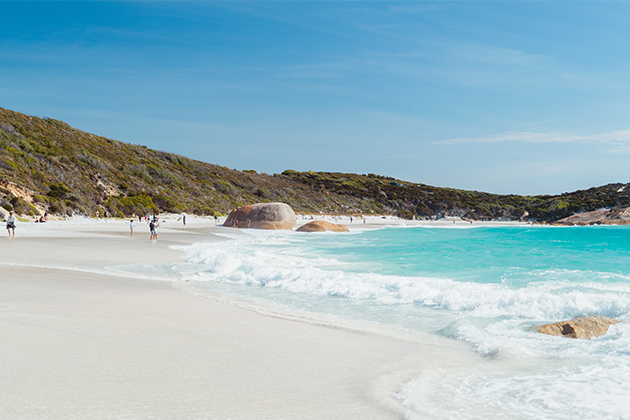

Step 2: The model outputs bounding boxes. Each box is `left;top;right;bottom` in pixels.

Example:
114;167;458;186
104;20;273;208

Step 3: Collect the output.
1;107;629;225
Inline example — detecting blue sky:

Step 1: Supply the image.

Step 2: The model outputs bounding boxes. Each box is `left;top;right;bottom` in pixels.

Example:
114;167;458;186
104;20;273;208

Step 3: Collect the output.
2;1;629;195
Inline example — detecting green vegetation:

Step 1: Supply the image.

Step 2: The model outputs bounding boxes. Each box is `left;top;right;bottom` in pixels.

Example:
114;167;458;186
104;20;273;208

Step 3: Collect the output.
1;107;628;222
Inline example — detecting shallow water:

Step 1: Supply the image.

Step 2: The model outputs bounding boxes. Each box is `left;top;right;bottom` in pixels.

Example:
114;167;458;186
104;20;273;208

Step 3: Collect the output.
114;225;630;419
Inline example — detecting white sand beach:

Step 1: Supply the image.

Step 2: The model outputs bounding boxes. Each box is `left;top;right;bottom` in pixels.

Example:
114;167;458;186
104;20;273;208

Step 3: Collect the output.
0;217;494;420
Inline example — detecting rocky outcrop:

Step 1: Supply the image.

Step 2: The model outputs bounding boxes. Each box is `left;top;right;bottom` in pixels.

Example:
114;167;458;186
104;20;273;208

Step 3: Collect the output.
223;202;296;230
555;207;630;226
537;316;619;339
296;220;349;232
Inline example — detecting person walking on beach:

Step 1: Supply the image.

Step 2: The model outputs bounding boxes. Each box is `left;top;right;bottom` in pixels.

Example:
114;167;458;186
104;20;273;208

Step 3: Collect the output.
5;211;16;238
149;220;155;240
130;220;134;238
183;213;186;226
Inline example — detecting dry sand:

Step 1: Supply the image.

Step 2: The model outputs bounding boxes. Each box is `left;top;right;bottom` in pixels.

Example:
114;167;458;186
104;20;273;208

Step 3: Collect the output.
0;218;487;419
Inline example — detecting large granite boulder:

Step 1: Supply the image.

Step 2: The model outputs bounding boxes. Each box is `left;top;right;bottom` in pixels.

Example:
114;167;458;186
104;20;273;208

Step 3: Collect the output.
555;207;630;226
224;202;296;230
537;316;619;339
296;220;349;232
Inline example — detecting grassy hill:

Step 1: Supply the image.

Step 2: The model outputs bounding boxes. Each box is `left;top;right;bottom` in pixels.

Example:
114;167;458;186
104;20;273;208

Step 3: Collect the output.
1;107;628;222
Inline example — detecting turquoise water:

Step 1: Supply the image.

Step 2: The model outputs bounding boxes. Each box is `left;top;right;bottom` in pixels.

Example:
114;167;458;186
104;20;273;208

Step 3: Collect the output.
309;226;630;284
126;225;630;419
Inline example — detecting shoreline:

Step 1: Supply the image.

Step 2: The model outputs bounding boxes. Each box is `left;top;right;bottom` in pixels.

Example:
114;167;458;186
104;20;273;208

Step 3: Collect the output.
0;218;489;419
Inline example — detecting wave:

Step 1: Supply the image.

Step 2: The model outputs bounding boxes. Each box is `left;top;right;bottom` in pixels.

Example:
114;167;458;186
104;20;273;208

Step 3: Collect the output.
175;235;630;323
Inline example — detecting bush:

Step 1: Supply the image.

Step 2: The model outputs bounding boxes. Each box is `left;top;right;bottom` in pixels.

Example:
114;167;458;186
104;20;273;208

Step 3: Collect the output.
107;193;158;216
47;182;72;199
213;180;236;195
32;194;49;204
398;209;414;219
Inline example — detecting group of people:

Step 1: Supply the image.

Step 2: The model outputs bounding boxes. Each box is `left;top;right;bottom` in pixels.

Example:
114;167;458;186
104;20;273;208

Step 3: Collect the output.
127;214;160;240
4;210;51;238
4;209;190;240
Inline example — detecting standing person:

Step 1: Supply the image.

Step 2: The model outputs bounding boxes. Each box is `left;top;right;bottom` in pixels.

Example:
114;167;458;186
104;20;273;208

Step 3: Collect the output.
149;220;155;240
5;211;16;238
130;220;134;238
183;213;186;226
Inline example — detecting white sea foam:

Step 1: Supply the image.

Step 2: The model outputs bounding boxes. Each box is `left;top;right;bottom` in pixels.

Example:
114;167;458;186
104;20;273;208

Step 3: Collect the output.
399;370;630;420
397;331;630;419
169;228;630;420
175;236;630;320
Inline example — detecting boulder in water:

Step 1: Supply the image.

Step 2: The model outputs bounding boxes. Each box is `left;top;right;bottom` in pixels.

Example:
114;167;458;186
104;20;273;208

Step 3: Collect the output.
223;202;296;230
296;220;349;232
537;316;619;339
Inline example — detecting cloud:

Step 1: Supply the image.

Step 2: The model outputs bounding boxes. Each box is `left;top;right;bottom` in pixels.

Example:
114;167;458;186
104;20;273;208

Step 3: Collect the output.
437;129;630;146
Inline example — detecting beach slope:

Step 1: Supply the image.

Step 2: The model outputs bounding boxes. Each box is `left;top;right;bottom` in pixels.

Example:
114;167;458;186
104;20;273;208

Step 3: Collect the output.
0;220;480;419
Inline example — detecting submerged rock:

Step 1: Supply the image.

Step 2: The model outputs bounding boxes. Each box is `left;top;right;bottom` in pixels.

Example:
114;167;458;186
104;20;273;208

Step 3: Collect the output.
223;202;296;230
537;316;619;339
296;220;349;232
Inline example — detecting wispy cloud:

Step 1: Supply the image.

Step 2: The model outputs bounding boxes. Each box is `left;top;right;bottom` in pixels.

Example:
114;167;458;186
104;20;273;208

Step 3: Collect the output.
437;129;630;146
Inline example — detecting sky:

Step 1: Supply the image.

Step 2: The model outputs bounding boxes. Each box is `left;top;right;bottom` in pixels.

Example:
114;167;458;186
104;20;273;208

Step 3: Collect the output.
1;1;630;195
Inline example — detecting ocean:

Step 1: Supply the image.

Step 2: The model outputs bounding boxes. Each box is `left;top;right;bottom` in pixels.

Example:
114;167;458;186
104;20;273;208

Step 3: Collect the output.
118;224;630;419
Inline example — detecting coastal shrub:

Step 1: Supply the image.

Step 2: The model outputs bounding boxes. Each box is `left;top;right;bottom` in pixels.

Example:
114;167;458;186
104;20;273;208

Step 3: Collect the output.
465;210;478;220
45;118;72;131
213;180;236;195
2;203;13;211
254;188;268;198
10;197;28;214
415;204;433;217
107;193;158;216
398;209;414;220
0;157;14;171
47;182;72;199
151;194;180;213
